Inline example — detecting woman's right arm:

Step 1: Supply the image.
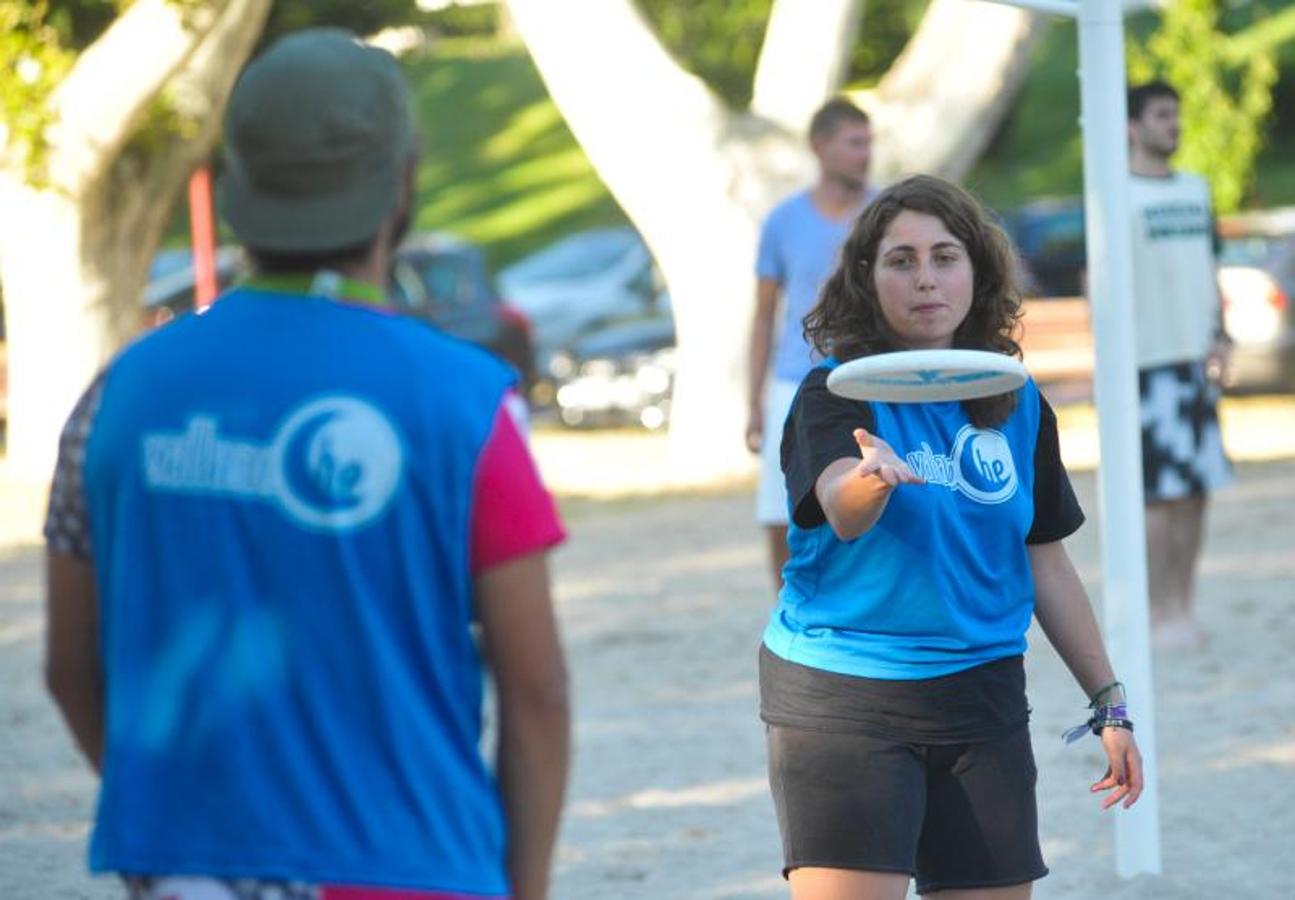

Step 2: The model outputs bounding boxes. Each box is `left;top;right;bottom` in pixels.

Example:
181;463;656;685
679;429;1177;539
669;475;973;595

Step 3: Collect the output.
815;428;922;541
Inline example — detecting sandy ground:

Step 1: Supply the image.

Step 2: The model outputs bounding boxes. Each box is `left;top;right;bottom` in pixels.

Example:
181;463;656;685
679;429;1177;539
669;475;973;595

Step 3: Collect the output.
2;454;1293;898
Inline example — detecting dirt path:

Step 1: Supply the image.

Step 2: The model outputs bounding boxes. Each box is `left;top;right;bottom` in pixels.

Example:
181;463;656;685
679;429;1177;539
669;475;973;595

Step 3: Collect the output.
3;461;1293;898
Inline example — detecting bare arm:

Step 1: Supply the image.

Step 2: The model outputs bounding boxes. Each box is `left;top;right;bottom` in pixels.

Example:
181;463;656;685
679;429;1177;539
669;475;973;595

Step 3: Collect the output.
746;278;781;453
1030;540;1143;809
814;429;922;542
476;551;570;900
45;551;104;773
1029;540;1115;697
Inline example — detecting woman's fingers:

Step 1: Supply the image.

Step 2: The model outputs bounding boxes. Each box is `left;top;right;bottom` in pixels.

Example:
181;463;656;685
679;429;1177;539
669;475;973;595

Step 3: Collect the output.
854;429;924;485
1092;733;1144;810
1122;744;1145;809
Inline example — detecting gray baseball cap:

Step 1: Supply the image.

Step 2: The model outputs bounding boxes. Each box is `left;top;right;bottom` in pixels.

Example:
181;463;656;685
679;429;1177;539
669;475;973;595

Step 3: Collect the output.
219;28;415;253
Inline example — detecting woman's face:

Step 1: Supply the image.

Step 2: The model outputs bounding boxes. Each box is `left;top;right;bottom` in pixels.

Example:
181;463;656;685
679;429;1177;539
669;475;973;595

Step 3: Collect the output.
871;209;974;350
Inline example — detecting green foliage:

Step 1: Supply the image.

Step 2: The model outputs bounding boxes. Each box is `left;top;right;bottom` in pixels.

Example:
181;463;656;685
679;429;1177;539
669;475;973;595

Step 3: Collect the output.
0;1;76;183
260;0;421;47
965;19;1084;211
404;39;627;268
635;0;772;108
420;1;499;37
1129;0;1279;213
633;0;923;108
848;0;927;87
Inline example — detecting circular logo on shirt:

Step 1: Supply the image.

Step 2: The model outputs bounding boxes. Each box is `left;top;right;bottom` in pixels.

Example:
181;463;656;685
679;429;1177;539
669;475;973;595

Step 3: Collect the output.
951;426;1018;504
270;396;404;530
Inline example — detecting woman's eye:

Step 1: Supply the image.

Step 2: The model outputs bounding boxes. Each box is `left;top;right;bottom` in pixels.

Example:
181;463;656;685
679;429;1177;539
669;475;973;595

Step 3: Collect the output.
887;256;914;269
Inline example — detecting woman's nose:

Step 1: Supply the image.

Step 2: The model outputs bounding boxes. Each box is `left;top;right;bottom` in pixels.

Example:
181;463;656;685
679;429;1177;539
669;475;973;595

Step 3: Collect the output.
914;259;938;289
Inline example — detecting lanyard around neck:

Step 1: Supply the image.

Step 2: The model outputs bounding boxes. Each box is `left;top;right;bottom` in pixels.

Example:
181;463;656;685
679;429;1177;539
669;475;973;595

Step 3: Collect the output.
242;270;387;307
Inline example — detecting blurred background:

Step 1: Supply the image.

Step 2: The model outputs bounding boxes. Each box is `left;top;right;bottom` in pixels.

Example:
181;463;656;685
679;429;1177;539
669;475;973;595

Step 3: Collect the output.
2;0;1293;494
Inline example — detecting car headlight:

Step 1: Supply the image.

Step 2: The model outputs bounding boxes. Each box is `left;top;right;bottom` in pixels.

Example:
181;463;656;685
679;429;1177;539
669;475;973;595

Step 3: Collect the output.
636;364;671;395
580;359;617;379
549;352;575;380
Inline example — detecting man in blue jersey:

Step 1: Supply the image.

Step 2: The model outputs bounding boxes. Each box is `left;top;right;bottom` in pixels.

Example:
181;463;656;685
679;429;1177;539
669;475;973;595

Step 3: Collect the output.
747;97;878;589
43;29;570;900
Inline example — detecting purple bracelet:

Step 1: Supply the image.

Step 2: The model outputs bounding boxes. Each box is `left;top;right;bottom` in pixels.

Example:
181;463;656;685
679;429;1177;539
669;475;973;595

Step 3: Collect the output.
1062;703;1133;744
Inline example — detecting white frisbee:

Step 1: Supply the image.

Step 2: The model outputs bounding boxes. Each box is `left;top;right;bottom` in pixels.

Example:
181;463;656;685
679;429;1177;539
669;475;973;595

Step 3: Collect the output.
826;349;1028;403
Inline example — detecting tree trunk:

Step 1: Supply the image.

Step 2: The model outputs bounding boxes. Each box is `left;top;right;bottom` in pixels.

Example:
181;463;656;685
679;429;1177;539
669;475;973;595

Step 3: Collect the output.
0;0;270;518
508;0;827;482
751;0;866;136
860;0;1045;182
506;0;1046;485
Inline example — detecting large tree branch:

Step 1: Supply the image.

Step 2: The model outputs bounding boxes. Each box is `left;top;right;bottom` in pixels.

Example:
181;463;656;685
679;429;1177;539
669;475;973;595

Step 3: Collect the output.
45;0;231;196
505;0;736;218
859;0;1044;182
88;0;273;345
750;0;865;136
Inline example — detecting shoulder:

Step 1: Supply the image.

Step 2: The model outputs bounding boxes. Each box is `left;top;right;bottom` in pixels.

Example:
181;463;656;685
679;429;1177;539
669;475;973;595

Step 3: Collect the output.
763;190;812;229
796;361;837;396
791;362;876;428
1177;171;1213;203
380;310;518;384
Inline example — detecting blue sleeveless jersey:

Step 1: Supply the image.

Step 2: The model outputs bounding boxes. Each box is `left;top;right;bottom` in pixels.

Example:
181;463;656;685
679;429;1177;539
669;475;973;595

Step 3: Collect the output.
82;289;515;894
764;371;1042;680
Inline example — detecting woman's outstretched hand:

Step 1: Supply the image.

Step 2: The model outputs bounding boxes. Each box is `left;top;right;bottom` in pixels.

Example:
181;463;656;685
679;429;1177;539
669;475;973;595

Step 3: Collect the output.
1092;728;1144;810
852;428;924;488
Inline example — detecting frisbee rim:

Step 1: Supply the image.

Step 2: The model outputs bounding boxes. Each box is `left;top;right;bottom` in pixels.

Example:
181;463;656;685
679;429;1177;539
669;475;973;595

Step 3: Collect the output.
826;349;1028;403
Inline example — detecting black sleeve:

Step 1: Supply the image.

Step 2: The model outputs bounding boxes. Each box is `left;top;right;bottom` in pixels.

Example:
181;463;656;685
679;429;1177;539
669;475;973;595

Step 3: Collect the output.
1026;392;1085;544
780;367;875;530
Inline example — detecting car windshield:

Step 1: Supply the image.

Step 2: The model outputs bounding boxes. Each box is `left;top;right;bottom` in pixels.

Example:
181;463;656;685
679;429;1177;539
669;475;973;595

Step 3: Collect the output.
1219;235;1285;268
390;252;479;312
149;249;193;281
502;229;640;284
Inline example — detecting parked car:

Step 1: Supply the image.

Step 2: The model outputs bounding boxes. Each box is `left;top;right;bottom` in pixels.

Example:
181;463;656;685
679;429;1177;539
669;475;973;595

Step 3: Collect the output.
1003;199;1087;298
548;295;675;429
1006;199;1294;393
497;226;661;380
143;246;245;326
141;235;537;391
389;233;537;390
1217;208;1295;392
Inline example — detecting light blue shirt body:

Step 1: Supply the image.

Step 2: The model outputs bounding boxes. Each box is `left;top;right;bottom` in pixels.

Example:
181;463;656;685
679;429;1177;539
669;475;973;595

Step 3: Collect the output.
756;189;874;382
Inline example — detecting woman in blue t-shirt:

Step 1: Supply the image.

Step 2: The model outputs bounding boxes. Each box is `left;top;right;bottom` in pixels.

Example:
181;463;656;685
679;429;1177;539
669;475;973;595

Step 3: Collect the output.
761;174;1143;899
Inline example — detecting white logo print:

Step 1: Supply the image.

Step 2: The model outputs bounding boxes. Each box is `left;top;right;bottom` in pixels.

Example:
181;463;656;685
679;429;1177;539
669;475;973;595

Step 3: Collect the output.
143;396;404;531
905;425;1018;504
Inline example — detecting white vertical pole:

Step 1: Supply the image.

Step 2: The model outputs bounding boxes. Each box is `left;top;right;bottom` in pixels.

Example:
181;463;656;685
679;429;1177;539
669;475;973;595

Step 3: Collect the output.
1076;0;1162;876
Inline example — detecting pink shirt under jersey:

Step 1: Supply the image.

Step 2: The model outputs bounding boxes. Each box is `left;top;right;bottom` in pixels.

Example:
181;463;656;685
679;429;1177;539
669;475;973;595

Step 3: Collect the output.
470;394;565;571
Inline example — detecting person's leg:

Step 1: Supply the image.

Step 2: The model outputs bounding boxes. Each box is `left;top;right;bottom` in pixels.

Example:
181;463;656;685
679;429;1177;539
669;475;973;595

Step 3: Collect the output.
1145;495;1209;648
789;868;910;900
756;378;797;592
766;524;790;589
1140;361;1228;649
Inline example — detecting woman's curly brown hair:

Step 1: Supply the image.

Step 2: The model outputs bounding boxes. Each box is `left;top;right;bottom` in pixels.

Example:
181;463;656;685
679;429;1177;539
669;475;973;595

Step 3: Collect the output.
803;174;1025;428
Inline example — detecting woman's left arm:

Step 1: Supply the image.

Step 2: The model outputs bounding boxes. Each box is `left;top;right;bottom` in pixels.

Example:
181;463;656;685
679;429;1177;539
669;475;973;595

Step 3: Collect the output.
1030;539;1144;810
